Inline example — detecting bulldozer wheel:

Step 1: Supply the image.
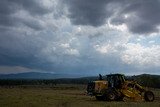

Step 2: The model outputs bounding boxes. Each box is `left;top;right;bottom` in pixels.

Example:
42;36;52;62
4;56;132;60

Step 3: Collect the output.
117;94;124;101
95;96;104;101
144;91;154;102
106;90;117;101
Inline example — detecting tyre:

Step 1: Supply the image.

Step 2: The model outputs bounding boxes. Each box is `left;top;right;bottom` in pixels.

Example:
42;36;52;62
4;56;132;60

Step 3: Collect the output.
106;90;117;101
144;91;154;102
95;96;103;101
117;94;124;101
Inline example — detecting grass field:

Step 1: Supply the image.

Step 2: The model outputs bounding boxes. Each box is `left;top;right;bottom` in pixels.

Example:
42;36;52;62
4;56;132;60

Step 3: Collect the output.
0;84;160;107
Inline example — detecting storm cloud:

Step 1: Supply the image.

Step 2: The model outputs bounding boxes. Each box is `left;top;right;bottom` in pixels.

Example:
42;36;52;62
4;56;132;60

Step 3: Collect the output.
0;0;160;75
63;0;113;26
64;0;160;34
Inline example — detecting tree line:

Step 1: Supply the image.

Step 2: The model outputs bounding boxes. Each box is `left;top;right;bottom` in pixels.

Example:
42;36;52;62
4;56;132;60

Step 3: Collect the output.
0;74;159;88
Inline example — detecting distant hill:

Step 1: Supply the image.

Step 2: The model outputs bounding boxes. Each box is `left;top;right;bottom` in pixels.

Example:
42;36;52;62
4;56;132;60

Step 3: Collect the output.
0;72;86;79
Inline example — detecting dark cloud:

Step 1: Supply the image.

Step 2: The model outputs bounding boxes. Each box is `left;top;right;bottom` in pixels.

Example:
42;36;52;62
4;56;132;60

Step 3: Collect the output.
63;0;112;26
0;31;45;68
111;0;160;34
0;0;53;30
9;0;53;15
64;0;160;34
0;0;19;15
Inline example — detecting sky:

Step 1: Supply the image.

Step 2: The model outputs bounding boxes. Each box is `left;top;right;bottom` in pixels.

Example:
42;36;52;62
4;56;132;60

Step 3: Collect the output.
0;0;160;75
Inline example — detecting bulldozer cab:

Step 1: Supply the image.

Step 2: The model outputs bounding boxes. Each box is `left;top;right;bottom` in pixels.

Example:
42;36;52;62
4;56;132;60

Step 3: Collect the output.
106;74;125;89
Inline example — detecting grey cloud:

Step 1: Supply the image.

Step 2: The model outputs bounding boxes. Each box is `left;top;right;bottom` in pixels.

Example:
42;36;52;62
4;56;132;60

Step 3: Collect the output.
0;15;16;27
0;0;53;16
0;32;45;67
63;0;112;26
111;0;160;34
0;0;54;30
20;18;45;31
10;0;53;15
0;0;19;15
64;0;160;34
0;32;64;72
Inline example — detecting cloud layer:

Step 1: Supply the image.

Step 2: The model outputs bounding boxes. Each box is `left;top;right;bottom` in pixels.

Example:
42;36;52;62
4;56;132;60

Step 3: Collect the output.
64;0;160;34
0;0;160;75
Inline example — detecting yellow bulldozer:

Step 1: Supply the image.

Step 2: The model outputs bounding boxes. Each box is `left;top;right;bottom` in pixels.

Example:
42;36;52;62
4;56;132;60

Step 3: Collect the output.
87;74;154;101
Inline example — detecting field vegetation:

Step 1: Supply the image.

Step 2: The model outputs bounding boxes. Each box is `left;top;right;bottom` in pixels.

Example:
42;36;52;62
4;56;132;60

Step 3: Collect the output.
0;84;160;107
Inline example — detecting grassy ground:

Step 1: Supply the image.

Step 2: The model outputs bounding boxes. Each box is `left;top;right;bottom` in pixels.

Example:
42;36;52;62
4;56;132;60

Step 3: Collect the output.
0;84;160;107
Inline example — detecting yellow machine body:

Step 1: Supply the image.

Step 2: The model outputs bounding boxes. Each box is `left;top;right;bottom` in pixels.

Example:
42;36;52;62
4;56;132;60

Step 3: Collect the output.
87;74;154;102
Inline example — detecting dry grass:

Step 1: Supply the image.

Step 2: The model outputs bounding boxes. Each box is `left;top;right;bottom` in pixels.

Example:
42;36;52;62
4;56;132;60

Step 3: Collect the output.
0;85;160;107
